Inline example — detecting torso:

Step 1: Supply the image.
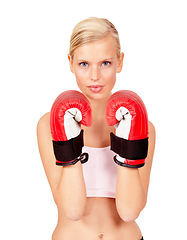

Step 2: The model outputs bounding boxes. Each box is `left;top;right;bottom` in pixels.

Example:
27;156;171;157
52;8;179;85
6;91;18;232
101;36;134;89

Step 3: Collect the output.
52;198;142;240
38;112;144;240
52;120;142;240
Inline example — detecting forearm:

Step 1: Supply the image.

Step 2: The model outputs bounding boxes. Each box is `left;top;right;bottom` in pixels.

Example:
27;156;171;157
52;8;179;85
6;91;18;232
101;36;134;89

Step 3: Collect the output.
116;166;146;222
54;161;87;220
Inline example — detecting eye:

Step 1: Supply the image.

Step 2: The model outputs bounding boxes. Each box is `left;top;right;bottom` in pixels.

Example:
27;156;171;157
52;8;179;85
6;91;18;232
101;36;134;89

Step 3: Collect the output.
102;61;111;67
79;62;88;67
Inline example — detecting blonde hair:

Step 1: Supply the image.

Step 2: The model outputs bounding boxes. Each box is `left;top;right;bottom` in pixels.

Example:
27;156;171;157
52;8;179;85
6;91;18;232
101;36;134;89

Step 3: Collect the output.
69;17;121;58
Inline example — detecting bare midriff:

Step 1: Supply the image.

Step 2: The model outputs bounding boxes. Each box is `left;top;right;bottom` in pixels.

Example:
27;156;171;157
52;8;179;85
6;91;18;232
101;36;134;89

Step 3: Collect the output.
52;198;142;240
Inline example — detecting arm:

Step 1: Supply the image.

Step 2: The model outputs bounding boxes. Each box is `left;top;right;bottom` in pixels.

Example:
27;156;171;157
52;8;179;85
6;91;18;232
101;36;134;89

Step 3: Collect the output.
37;113;87;221
106;90;155;222
115;121;155;222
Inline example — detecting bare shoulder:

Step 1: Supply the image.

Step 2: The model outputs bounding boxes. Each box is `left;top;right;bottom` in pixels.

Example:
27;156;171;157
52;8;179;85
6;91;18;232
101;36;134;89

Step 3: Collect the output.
37;112;51;143
148;121;156;159
37;112;50;129
139;120;156;197
148;121;156;139
37;112;51;157
37;112;62;198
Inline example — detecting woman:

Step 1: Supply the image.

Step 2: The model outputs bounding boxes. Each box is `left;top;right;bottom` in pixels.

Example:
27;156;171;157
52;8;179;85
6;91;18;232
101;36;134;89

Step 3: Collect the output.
37;17;155;240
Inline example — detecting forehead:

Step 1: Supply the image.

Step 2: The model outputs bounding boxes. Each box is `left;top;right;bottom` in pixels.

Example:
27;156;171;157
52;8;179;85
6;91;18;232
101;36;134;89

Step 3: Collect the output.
73;35;117;61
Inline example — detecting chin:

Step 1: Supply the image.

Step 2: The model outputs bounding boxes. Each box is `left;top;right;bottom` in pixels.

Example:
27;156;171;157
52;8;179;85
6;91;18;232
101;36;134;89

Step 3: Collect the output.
85;91;111;102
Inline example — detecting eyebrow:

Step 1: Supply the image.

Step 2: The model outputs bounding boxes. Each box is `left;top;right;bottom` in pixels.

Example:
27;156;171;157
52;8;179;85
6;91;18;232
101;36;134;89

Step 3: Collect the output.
76;58;114;62
102;58;113;61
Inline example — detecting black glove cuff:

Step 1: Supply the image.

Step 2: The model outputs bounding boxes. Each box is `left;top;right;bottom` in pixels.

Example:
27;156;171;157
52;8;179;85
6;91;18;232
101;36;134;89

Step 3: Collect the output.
53;130;86;166
110;132;148;160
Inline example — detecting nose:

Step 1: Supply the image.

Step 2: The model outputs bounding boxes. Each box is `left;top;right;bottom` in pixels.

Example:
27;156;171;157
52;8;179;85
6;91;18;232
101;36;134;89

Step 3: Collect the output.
90;66;100;82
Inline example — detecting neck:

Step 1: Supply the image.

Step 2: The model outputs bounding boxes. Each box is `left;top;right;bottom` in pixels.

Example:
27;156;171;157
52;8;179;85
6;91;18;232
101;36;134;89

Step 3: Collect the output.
81;92;115;148
88;94;111;120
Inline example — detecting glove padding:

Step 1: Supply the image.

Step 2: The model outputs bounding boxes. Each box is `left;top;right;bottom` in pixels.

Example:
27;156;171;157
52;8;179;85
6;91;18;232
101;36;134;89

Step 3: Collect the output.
50;90;92;166
106;90;148;168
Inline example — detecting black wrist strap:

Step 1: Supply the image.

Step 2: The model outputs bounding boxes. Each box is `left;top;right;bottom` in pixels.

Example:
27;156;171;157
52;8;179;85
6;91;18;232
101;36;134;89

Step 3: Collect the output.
110;132;148;160
53;130;84;165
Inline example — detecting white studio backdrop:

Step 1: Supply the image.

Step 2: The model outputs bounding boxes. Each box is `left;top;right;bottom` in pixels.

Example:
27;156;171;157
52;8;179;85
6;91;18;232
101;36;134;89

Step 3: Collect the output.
0;0;186;239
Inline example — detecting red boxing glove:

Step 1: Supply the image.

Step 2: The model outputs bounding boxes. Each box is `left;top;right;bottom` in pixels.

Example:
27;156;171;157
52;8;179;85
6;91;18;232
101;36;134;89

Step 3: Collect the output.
50;90;92;166
106;90;149;168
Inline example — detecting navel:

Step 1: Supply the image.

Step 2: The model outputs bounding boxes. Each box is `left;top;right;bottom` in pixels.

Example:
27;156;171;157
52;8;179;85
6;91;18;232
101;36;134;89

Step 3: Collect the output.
99;233;104;239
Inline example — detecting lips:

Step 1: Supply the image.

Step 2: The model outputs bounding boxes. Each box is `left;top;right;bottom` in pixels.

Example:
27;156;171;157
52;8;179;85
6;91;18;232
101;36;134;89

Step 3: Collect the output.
87;85;104;93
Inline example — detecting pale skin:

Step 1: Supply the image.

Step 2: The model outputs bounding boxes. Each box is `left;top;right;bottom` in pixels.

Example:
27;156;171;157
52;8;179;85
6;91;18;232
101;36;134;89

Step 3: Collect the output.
37;35;155;239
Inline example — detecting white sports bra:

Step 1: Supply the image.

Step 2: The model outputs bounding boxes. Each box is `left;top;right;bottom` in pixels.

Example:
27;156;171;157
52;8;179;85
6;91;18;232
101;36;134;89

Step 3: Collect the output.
82;146;118;198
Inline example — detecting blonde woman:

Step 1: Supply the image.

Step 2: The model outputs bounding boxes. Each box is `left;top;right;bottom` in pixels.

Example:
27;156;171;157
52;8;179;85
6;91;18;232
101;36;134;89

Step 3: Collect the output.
37;17;155;240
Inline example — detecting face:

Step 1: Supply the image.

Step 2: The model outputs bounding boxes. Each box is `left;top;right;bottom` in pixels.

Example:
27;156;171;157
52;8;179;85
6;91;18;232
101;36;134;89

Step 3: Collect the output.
68;35;124;102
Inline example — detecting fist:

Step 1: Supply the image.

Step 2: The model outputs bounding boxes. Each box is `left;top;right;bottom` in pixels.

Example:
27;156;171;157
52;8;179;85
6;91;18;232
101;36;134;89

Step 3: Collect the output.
106;90;149;168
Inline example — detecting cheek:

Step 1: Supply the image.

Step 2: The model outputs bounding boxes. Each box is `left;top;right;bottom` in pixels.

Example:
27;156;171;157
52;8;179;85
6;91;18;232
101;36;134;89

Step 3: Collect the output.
106;68;117;90
102;67;117;82
74;69;88;85
74;71;90;94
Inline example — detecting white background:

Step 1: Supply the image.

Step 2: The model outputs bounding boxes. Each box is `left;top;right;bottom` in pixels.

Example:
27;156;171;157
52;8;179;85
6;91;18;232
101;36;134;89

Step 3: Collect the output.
0;0;187;239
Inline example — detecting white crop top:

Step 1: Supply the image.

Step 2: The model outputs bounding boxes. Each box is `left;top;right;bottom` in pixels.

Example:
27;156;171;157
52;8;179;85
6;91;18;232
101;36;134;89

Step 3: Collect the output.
82;146;118;198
